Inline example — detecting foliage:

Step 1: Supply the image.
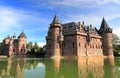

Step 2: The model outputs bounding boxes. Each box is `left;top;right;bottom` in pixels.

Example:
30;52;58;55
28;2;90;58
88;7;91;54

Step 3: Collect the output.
26;41;33;50
112;34;120;53
113;44;120;53
112;33;120;44
33;42;40;51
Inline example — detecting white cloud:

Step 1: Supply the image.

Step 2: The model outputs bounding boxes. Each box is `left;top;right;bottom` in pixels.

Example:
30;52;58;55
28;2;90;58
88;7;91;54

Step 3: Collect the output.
0;5;50;32
63;13;120;27
113;27;120;37
0;6;21;32
37;42;46;47
25;0;120;8
97;0;120;4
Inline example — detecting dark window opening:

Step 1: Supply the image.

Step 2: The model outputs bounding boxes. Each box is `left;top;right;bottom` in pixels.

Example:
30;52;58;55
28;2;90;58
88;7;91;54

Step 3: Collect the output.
72;42;75;48
79;42;81;47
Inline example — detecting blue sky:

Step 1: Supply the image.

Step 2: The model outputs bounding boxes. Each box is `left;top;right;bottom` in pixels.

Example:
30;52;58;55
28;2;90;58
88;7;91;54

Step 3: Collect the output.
0;0;120;47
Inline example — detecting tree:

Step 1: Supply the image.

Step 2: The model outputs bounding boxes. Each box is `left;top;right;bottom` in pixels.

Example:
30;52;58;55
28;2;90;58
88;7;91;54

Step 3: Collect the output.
33;42;39;51
112;33;120;45
26;41;33;50
112;34;120;53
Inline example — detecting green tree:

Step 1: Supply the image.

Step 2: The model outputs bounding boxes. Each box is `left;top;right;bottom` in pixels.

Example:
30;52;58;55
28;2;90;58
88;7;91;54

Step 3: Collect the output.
112;34;120;53
112;33;120;44
33;42;40;51
26;41;33;50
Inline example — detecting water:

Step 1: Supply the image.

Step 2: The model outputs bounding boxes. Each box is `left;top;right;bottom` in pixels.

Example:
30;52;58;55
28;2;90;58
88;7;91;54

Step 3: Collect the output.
0;57;120;78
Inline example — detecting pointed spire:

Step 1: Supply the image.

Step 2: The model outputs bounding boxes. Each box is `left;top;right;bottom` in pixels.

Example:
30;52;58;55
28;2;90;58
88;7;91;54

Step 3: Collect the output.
99;18;112;33
52;14;60;24
100;18;110;29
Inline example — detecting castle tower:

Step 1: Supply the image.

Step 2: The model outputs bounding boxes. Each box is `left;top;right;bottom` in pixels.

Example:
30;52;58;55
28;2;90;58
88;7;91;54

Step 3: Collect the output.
99;18;113;56
46;15;62;57
17;31;27;55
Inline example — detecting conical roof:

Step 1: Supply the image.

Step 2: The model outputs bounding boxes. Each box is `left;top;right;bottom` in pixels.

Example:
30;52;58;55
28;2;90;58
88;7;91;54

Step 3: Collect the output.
100;18;110;30
52;15;60;24
99;18;112;33
18;32;27;38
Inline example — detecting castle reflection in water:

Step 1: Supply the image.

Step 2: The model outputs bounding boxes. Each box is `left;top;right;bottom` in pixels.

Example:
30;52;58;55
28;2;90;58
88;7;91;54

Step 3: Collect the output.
0;57;119;78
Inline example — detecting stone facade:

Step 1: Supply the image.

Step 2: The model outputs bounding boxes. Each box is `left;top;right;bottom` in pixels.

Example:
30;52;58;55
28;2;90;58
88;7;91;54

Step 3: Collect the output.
46;15;113;57
0;32;27;57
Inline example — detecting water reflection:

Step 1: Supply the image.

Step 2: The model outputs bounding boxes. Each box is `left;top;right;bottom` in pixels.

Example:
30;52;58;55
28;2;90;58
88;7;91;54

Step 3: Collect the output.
0;57;119;78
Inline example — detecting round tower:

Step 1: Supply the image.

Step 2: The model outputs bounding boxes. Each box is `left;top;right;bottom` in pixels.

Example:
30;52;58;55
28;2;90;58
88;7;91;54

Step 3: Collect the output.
46;15;61;57
99;18;113;56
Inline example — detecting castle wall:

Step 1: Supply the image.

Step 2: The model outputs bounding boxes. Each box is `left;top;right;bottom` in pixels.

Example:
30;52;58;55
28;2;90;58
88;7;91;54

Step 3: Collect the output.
87;36;103;56
76;34;87;56
102;33;113;56
62;35;77;56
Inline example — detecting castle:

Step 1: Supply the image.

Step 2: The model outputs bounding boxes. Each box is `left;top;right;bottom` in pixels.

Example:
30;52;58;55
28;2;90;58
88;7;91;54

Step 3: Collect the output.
0;32;27;57
46;15;113;57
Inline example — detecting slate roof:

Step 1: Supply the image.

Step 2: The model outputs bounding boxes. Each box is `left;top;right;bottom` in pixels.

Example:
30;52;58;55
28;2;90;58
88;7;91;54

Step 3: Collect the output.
99;18;110;30
99;18;112;33
18;32;27;38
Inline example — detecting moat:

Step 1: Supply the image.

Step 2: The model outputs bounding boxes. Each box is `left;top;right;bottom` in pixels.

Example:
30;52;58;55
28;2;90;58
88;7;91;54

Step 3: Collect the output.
0;57;120;78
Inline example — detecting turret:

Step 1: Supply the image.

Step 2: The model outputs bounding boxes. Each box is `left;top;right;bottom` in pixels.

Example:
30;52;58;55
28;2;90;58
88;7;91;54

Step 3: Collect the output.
99;18;113;56
46;15;62;57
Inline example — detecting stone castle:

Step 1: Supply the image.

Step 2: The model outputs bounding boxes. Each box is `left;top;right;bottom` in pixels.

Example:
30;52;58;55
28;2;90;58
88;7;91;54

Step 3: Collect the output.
46;15;113;57
0;32;27;57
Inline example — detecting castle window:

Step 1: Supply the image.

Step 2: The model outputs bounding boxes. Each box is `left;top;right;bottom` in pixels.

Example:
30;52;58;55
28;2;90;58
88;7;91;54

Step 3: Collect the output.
90;44;92;48
72;42;75;48
85;44;86;48
13;49;15;52
79;42;80;47
21;49;23;51
101;45;102;49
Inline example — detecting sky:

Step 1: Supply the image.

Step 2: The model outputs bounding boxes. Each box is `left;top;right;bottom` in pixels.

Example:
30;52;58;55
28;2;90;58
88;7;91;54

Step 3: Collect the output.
0;0;120;47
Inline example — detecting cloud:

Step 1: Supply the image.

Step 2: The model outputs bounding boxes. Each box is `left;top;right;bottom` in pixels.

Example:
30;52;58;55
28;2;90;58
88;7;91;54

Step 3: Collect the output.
37;42;46;47
97;0;120;4
63;13;120;28
23;0;120;8
0;5;50;32
113;27;120;37
0;6;21;32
